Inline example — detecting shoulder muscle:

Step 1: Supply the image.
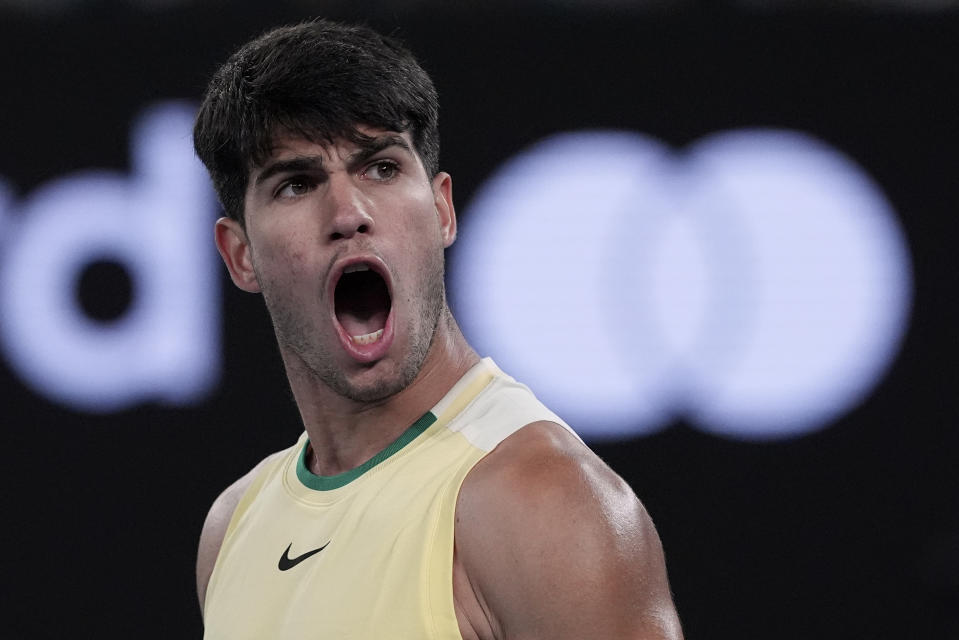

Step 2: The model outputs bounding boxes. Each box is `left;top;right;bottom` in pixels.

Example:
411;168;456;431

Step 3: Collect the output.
196;450;286;614
456;421;682;639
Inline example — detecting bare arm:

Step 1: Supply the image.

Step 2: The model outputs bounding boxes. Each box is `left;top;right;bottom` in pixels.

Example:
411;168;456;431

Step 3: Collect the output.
455;421;683;639
196;451;286;614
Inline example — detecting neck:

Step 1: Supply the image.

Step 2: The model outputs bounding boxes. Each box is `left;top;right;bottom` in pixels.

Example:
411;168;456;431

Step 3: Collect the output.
282;311;479;477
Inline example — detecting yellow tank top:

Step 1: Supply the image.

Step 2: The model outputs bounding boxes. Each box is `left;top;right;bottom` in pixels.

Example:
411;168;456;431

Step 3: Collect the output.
203;358;573;639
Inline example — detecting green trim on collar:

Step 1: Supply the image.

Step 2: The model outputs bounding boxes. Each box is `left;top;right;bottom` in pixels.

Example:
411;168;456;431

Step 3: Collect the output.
296;411;438;491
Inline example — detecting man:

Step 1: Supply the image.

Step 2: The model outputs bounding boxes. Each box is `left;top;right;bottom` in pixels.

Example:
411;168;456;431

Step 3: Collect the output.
193;19;683;639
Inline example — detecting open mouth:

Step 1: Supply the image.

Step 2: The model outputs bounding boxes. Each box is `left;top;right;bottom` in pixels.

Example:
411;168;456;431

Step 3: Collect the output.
334;263;392;345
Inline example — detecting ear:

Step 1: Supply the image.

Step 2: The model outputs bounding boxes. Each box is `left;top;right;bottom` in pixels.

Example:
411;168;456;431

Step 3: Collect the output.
432;172;457;248
214;217;261;293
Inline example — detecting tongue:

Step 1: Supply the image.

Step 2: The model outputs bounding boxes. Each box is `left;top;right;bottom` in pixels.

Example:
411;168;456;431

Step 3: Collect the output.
338;307;388;338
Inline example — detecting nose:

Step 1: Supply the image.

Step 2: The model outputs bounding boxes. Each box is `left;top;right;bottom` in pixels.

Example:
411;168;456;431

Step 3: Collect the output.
326;176;374;241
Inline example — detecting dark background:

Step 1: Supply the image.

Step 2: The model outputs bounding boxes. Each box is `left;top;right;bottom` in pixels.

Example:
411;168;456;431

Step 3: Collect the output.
2;1;957;637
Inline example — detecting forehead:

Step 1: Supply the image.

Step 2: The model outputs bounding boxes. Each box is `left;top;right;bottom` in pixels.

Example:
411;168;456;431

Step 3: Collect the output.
258;126;417;165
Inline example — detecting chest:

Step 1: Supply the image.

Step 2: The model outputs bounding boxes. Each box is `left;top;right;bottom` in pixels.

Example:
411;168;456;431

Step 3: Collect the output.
204;460;472;638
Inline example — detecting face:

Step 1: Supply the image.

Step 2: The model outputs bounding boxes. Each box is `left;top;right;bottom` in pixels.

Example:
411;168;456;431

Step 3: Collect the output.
215;128;457;404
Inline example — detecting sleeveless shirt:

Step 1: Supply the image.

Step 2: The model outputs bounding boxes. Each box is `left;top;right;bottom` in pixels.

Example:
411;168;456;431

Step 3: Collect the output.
203;357;574;639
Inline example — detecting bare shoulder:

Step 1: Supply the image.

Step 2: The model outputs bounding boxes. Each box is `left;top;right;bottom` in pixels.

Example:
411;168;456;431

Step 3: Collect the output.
455;421;683;640
196;449;287;613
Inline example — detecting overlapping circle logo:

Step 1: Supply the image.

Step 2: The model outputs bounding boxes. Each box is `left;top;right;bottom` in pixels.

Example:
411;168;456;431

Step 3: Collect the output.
450;130;913;441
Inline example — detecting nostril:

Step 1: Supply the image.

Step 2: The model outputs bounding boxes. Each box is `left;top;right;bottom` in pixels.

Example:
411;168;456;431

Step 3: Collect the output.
357;224;369;233
330;232;344;240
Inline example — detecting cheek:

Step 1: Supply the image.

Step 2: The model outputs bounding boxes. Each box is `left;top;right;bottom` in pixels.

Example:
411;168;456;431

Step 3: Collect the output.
250;236;315;294
399;202;444;243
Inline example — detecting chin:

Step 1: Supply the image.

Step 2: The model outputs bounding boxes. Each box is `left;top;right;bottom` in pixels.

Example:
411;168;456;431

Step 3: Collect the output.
329;356;421;404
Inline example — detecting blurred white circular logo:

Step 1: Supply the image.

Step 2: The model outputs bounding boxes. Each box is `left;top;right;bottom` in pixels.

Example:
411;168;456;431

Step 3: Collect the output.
451;130;912;441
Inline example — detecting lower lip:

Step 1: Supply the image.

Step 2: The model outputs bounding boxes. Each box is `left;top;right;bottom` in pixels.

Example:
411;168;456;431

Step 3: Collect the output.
334;309;395;363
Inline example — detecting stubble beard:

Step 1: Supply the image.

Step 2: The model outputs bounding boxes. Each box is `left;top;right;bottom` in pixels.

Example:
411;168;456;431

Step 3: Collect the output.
264;249;448;405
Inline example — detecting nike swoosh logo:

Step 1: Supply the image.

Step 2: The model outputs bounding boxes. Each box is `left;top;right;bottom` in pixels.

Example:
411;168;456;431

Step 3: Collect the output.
278;541;330;571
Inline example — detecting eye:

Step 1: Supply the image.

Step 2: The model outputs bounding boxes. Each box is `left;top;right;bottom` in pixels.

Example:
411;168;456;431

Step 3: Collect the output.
364;160;398;181
275;177;314;199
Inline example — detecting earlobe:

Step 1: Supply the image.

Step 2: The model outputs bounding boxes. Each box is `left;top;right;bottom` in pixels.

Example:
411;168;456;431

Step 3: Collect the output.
432;172;457;248
214;217;261;293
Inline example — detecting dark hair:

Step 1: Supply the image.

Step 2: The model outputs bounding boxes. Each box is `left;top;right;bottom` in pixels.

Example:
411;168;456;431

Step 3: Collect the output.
193;19;440;226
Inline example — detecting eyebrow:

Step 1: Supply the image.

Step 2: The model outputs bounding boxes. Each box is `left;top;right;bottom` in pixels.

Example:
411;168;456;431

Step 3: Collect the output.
349;133;413;166
252;134;414;190
253;156;323;189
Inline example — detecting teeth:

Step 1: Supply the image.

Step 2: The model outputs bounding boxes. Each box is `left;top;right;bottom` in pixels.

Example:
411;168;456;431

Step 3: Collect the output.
351;329;383;345
343;264;370;274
